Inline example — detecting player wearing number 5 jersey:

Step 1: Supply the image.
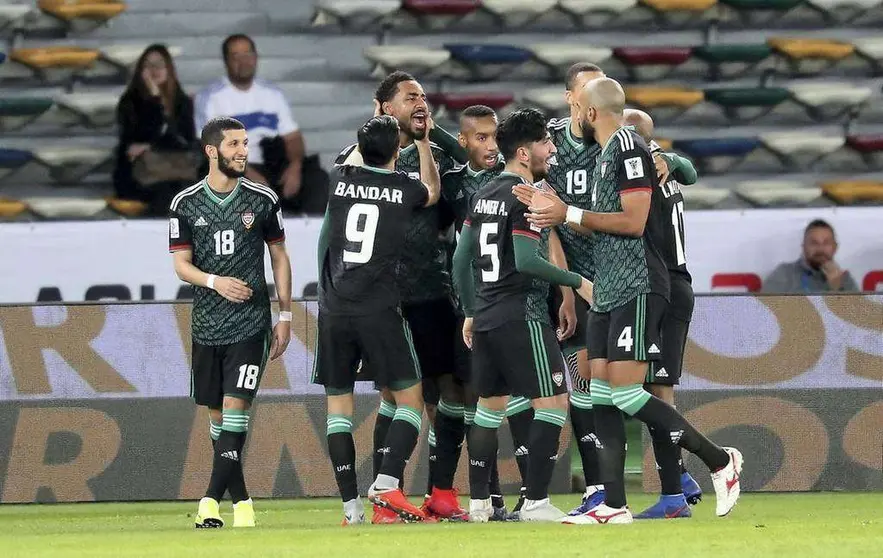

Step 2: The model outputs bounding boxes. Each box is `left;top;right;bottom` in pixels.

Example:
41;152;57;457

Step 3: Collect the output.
315;115;441;524
169;117;293;530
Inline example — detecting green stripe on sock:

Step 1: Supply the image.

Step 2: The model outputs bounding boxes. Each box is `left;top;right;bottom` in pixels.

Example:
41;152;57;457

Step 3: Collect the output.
474;405;504;429
326;414;353;435
378;400;396;418
222;409;249;433
569;391;594;410
402;320;422;379
393;405;422;430
590;379;614;407
464;406;476;426
506;396;532;417
209;419;222;441
534;408;567;427
428;427;437;446
438;399;465;418
612;384;652;416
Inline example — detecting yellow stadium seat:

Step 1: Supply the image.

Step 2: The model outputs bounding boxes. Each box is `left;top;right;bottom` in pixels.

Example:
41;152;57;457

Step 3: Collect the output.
0;198;28;218
767;38;855;61
107;197;148;217
654;138;674;151
625;86;704;108
11;47;100;70
38;0;126;22
641;0;717;11
822;180;883;204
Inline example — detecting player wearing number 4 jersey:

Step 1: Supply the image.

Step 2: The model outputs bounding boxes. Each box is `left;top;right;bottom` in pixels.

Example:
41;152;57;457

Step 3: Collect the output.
517;78;742;525
169;117;293;530
315;115;442;524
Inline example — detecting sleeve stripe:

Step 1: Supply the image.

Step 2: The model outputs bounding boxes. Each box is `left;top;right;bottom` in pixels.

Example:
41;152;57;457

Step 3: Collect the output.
463;218;471;227
620;187;652;195
616;128;634;152
169;243;192;252
266;234;286;245
513;229;541;241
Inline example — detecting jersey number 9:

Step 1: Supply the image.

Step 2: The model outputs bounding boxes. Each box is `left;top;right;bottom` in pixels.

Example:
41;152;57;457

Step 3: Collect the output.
343;203;379;264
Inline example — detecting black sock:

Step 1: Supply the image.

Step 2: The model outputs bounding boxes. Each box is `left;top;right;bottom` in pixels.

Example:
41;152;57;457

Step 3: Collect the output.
506;403;533;486
434;400;467;490
632;396;729;471
426;427;437;495
525;409;566;501
569;399;601;487
592;403;627;508
373;401;396;478
327;415;358;502
209;418;221;451
649;424;683;495
378;406;422;482
467;425;498;500
489;454;502;503
206;409;249;503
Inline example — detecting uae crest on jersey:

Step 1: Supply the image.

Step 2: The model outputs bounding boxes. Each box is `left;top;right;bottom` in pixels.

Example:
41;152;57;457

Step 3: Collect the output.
241;211;255;229
552;371;564;387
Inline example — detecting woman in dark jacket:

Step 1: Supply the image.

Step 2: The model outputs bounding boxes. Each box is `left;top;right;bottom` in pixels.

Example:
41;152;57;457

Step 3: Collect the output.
113;44;196;215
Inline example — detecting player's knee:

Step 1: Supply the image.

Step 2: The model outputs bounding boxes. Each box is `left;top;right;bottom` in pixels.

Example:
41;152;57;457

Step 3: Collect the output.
391;381;425;413
438;376;465;405
647;383;673;404
223;395;251;411
479;395;507;413
532;393;568;411
207;407;223;424
326;393;355;416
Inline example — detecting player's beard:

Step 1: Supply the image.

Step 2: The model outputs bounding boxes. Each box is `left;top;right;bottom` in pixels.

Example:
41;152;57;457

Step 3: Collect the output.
580;118;595;144
531;155;549;182
218;153;247;178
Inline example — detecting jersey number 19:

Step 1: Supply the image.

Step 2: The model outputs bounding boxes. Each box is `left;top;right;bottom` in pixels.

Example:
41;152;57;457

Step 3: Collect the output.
343;203;379;264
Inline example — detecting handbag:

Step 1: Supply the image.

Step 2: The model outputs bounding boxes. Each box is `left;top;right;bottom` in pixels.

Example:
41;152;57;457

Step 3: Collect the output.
132;149;201;187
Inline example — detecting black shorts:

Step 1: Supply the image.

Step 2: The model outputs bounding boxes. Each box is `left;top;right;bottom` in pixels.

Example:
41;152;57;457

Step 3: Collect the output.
454;316;472;384
647;277;694;386
191;330;270;408
471;320;568;400
586;293;666;363
312;308;421;393
401;298;458;379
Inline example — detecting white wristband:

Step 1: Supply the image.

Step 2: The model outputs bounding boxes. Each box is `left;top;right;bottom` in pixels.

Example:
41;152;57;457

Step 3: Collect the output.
565;205;583;226
278;311;292;322
206;274;217;290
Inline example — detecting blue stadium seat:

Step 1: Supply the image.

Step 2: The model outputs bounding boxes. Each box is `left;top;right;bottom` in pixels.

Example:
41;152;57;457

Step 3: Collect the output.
0;148;33;180
0;52;5;65
444;44;533;80
674;137;760;158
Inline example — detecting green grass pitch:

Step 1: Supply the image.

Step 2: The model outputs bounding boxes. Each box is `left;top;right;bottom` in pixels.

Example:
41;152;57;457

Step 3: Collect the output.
2;493;879;557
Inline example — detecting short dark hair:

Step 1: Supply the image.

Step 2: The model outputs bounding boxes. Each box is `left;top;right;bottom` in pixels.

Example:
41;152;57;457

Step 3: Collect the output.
461;105;497;120
565;62;602;91
201;117;246;149
222;34;256;61
496;108;548;161
358;115;400;167
805;219;835;238
375;71;417;105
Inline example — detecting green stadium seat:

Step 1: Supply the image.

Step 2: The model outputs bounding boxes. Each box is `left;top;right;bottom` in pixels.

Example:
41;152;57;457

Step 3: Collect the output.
0;198;28;219
557;0;641;26
787;81;872;120
703;87;790;121
312;0;401;27
33;146;113;183
719;0;803;25
107;197;148;217
720;0;803;11
0;97;54;131
521;87;567;114
822;180;883;204
38;0;126;24
614;47;693;81
529;44;613;76
735;180;822;207
25;197;108;219
681;186;731;209
54;91;119;128
363;45;451;77
480;0;560;26
761;131;845;167
692;44;773;80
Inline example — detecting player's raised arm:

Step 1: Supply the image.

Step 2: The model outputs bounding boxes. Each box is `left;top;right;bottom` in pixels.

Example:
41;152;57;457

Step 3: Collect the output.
416;116;441;206
429;124;468;164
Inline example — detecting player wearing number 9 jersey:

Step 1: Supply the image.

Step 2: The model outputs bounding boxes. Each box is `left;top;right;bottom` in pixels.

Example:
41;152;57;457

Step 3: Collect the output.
170;117;293;530
315;115;442;524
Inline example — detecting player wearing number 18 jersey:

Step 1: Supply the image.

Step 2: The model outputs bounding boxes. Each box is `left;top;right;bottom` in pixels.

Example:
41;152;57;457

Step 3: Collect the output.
170;117;293;530
315;115;442;524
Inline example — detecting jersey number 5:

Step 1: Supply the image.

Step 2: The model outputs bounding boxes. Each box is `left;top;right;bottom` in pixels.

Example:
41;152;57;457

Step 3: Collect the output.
479;222;500;283
343;203;379;264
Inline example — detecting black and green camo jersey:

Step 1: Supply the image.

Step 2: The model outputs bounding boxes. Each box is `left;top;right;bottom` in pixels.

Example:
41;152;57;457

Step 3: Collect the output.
441;159;504;231
335;141;458;304
168;178;285;345
590;127;669;313
547;117;599;280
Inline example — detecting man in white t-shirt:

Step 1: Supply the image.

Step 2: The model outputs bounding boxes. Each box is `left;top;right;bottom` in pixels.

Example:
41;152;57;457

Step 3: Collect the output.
195;34;306;200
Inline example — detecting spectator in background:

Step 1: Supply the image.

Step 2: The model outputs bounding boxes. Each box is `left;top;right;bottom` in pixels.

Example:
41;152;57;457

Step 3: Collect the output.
763;219;859;293
194;34;315;210
114;44;197;215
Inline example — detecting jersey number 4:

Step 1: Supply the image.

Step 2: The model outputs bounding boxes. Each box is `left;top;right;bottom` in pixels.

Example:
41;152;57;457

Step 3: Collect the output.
214;230;235;255
617;326;633;353
343;204;379;264
479;223;500;283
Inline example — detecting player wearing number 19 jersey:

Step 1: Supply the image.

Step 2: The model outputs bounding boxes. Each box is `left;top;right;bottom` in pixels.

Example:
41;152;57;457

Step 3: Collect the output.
316;115;442;524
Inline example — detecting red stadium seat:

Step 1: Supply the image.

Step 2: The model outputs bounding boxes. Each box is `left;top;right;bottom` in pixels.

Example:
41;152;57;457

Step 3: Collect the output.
847;134;883;154
714;273;762;292
403;0;482;16
428;92;514;112
614;47;692;81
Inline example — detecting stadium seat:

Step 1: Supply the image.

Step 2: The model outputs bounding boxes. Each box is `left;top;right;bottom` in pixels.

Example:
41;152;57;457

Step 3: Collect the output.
804;0;881;23
0;97;54;131
0;52;5;65
692;44;773;80
654;138;674;151
427;92;514;118
529;44;613;76
363;45;451;77
0;148;32;180
703;87;790;121
444;44;533;81
0;198;28;219
625;86;704;122
680;186;731;209
0;4;33;30
719;0;803;18
853;37;883;72
641;0;717;10
761;131;845;167
786;81;872;120
312;0;401;27
25;197;108;219
768;38;855;74
821;180;883;204
521;87;567;114
735;180;823;207
673;137;760;173
99;44;182;71
54;91;120;128
11;47;100;81
38;0;126;24
846;134;883;154
107;197;149;217
403;0;482;16
557;0;641;26
479;0;560;26
613;47;692;81
33;146;112;183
